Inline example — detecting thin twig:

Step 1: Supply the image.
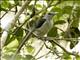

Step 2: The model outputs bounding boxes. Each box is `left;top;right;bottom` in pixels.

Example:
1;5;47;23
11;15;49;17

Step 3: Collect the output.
49;40;79;57
22;27;80;41
36;51;51;59
22;27;80;56
34;43;44;57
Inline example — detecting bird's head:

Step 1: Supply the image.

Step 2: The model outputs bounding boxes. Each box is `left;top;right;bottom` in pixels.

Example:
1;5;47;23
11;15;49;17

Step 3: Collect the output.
43;12;57;20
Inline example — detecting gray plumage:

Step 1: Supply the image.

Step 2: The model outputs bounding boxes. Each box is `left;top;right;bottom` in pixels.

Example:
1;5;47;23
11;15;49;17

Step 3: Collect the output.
34;12;56;36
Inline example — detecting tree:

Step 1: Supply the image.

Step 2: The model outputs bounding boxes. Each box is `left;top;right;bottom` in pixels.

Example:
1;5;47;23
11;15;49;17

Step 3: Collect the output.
0;0;80;60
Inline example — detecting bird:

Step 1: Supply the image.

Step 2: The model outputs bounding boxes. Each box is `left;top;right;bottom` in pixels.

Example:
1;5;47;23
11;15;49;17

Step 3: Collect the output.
11;12;57;60
34;12;55;36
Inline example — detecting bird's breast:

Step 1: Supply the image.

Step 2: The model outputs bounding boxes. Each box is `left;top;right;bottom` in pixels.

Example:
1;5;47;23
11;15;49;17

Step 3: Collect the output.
34;20;53;36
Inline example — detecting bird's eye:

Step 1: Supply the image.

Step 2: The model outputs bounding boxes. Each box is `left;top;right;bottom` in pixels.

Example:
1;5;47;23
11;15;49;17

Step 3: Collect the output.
48;13;53;15
48;12;56;15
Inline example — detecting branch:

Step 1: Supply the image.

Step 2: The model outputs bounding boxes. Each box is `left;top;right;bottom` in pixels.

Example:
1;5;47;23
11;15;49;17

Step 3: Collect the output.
13;0;61;35
24;28;80;57
41;37;80;57
23;27;80;41
36;51;51;59
1;0;31;48
34;43;44;57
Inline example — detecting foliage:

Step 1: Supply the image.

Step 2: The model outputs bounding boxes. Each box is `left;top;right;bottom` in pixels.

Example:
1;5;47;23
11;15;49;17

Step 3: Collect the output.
1;0;80;60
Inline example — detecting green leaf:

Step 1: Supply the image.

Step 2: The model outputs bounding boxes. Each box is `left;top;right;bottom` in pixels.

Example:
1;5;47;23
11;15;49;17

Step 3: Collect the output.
4;34;15;46
15;28;23;41
3;54;12;60
6;39;18;48
70;27;80;38
28;5;33;10
25;55;36;60
15;28;23;37
70;41;78;49
14;54;36;60
0;27;2;37
14;0;19;5
36;4;42;8
3;54;25;60
51;7;63;19
54;20;66;25
71;19;79;28
69;27;80;49
0;7;8;11
63;52;71;60
76;7;80;17
76;56;80;60
63;6;72;14
14;0;22;6
26;45;35;53
15;55;28;60
71;6;80;28
51;7;62;13
47;27;58;37
75;1;80;5
1;0;11;10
